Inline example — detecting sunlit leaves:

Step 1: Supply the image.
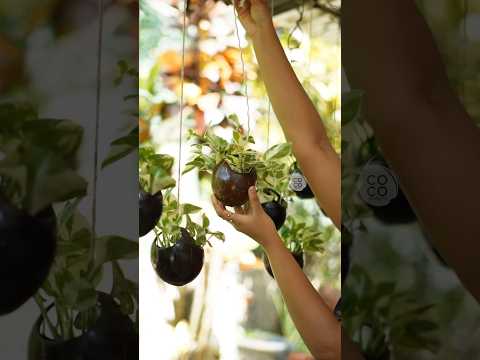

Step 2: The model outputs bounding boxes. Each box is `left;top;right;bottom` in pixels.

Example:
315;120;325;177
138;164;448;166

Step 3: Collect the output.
279;216;326;254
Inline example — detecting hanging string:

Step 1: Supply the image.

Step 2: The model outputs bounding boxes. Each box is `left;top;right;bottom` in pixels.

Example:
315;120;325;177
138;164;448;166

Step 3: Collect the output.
177;0;188;208
287;0;305;52
233;6;252;171
91;0;104;263
266;0;275;150
308;0;313;69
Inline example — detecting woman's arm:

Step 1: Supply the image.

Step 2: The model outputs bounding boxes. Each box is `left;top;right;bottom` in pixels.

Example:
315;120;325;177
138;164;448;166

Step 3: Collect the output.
342;0;480;300
236;0;341;228
212;187;341;359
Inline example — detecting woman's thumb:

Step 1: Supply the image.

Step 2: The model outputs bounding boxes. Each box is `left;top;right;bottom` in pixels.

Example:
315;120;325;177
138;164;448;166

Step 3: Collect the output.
248;186;261;210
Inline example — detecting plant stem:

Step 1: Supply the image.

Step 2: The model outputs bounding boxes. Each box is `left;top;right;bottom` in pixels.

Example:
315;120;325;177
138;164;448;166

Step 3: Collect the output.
34;294;60;340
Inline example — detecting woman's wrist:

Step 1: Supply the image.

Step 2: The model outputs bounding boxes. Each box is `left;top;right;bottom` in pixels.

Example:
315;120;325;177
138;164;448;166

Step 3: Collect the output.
261;231;284;254
251;21;276;45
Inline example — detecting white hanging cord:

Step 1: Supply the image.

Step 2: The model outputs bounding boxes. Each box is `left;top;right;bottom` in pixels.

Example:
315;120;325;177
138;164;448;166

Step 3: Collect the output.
308;0;314;70
177;0;188;208
91;0;104;263
233;8;252;139
266;0;275;150
233;6;252;172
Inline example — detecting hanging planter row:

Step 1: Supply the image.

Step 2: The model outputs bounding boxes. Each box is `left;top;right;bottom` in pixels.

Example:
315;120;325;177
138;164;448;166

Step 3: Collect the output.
140;115;327;284
139;0;329;286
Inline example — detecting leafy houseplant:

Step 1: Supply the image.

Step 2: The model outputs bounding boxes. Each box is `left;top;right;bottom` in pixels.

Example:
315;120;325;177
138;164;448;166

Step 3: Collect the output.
18;59;138;358
151;192;224;286
263;216;325;278
28;203;139;360
342;266;439;359
138;146;176;237
257;143;293;230
0;103;87;315
184;115;294;208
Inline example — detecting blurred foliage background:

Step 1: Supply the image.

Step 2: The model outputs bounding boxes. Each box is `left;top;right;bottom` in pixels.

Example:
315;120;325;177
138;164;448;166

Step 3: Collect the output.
139;0;340;359
341;1;480;359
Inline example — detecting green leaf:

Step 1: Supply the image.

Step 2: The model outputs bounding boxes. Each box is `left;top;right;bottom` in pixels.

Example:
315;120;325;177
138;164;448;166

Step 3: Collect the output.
342;90;364;125
264;143;292;160
102;127;138;169
28;162;88;215
94;236;138;269
180;203;202;215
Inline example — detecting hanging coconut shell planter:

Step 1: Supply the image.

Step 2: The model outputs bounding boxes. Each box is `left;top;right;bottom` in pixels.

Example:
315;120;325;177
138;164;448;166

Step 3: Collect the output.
261;188;288;230
358;156;417;224
0;103;87;316
139;149;176;237
289;162;315;199
151;193;224;286
0;198;57;315
151;228;205;286
139;188;163;237
28;292;138;360
212;161;257;207
183;116;259;207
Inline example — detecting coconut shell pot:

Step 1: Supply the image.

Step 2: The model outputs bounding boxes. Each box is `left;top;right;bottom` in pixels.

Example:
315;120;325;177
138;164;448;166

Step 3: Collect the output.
263;251;304;279
261;189;287;230
139;188;163;237
0;196;56;316
289;164;314;199
151;228;204;286
368;187;416;224
28;292;138;360
212;161;256;207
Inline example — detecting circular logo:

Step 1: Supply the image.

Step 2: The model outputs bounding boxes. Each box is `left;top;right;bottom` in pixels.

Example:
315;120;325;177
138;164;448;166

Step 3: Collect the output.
289;172;307;192
358;163;398;207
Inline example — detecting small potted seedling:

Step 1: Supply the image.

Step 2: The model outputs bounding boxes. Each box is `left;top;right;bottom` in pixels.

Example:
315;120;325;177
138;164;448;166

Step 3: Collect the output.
183;115;258;207
289;162;315;199
151;192;224;286
28;203;139;360
263;216;325;278
139;146;176;237
0;103;87;315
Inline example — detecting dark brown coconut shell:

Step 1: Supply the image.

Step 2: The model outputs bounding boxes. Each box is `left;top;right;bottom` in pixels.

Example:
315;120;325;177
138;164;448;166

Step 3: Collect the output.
28;292;138;360
151;228;204;286
212;161;257;207
0;197;56;316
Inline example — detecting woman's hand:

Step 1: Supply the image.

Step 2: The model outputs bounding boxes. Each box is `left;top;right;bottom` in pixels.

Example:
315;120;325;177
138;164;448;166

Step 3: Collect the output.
211;186;280;249
234;0;274;39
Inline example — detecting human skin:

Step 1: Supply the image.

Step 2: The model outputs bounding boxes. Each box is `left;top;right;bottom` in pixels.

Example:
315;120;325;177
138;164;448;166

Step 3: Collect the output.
342;0;480;303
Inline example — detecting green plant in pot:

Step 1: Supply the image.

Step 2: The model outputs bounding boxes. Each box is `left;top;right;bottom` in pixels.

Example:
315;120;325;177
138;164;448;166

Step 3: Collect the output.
0;103;87;316
139;146;176;237
183;115;258;207
151;192;224;286
28;202;139;360
263;216;325;278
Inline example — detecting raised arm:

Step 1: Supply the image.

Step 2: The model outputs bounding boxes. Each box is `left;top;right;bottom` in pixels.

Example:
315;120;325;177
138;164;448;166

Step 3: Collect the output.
236;0;341;228
342;0;480;300
212;188;341;359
